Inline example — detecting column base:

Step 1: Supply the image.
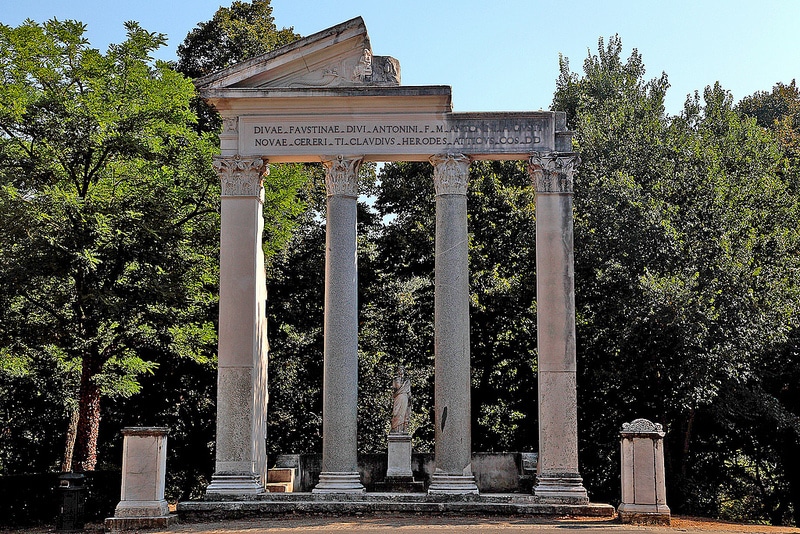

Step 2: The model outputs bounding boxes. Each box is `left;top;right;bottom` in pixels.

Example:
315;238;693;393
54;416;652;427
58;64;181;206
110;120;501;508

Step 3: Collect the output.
113;499;169;518
312;472;365;494
428;474;479;495
205;473;265;497
618;503;671;525
105;514;178;532
534;473;589;504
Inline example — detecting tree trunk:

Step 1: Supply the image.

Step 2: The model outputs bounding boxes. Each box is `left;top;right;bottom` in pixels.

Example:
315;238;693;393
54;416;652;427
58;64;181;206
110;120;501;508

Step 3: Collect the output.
61;405;79;472
73;355;102;472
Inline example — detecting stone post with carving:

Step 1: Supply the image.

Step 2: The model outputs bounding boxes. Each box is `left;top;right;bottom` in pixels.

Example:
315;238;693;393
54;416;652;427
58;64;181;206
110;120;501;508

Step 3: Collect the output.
206;155;269;497
528;153;588;504
427;153;479;495
313;155;365;493
619;418;670;525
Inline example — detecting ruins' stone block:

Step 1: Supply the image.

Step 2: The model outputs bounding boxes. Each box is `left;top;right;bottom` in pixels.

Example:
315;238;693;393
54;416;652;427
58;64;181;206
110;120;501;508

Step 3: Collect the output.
618;418;670;525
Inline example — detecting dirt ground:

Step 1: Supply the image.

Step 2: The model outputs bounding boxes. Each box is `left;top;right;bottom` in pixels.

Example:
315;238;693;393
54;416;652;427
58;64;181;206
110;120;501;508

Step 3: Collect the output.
8;515;800;534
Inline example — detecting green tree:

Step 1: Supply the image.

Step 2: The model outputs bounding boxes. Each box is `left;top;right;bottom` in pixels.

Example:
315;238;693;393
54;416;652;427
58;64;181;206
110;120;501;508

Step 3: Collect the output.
0;19;220;472
738;80;800;191
554;36;800;523
348;159;540;454
176;0;298;79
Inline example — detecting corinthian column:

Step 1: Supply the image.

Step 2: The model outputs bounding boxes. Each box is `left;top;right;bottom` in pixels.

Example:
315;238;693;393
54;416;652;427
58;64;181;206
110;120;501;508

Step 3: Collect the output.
427;153;479;495
528;152;588;504
206;155;269;497
313;155;365;493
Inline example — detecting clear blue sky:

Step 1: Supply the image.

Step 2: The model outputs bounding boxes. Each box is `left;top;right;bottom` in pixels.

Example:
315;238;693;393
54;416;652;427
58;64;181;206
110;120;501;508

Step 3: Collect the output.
3;0;799;115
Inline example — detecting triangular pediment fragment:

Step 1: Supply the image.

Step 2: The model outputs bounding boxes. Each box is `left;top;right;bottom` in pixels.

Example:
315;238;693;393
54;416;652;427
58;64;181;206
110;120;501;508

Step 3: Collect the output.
195;17;401;90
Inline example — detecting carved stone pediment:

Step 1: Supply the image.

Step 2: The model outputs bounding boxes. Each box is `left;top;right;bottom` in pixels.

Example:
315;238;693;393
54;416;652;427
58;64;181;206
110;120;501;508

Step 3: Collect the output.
195;17;400;90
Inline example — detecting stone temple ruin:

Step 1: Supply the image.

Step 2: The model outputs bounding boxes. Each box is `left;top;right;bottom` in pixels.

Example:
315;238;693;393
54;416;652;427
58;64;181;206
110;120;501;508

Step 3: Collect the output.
175;16;615;516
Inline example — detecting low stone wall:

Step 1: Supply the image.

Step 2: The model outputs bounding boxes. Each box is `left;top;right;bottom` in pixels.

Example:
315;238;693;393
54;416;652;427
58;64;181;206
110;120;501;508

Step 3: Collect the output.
0;471;121;529
276;452;530;493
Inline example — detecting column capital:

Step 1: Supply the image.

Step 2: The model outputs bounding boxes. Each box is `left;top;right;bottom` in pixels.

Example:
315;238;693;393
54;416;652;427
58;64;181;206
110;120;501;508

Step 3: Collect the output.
322;155;362;197
430;153;470;196
214;155;267;199
528;152;580;194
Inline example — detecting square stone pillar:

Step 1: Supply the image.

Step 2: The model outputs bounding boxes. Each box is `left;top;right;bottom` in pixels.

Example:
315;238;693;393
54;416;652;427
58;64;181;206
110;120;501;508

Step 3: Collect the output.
619;418;670;525
313;155;365;493
206;155;269;497
528;153;588;504
428;153;478;495
105;427;176;530
386;434;413;479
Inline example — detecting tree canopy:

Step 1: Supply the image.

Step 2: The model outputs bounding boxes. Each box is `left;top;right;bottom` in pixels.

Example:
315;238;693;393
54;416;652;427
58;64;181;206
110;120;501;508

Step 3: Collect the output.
176;0;298;78
553;36;800;523
0;18;220;472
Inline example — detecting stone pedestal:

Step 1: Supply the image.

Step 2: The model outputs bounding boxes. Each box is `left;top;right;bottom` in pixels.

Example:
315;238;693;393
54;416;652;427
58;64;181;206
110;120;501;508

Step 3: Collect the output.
105;428;177;531
374;434;425;492
313;156;365;494
428;154;478;495
528;154;588;504
387;434;413;478
206;155;269;497
619;419;671;525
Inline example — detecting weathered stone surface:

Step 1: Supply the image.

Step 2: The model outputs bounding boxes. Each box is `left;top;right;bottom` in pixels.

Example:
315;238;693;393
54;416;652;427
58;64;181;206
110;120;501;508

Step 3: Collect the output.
429;154;478;496
618;505;672;525
208;155;269;497
178;493;615;518
195;17;399;90
529;155;587;504
106;428;175;530
114;428;168;516
471;453;520;494
386;434;413;479
274;455;302;493
618;418;670;524
390;366;412;434
237;113;556;161
622;418;665;435
105;514;178;532
314;157;364;494
265;468;295;493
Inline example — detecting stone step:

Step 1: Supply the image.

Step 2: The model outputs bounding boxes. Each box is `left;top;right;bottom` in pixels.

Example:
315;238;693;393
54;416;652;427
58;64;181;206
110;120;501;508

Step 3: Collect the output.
178;497;615;518
203;491;572;504
268;467;295;484
264;483;288;493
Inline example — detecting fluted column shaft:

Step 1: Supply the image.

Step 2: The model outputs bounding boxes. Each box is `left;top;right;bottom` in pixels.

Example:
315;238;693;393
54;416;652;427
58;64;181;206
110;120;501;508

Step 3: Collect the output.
428;153;479;495
313;155;365;493
206;155;269;496
528;153;588;504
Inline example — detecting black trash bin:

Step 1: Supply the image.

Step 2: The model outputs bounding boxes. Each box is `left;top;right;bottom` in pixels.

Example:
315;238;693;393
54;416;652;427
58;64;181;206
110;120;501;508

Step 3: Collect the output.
57;473;85;531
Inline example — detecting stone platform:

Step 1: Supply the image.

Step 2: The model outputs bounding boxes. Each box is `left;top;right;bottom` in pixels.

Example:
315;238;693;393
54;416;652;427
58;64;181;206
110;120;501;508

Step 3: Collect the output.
178;493;615;519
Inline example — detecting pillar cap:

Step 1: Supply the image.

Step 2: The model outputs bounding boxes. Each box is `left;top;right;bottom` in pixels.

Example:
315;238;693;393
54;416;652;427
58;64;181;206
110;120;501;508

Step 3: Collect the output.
620;418;664;438
121;427;169;437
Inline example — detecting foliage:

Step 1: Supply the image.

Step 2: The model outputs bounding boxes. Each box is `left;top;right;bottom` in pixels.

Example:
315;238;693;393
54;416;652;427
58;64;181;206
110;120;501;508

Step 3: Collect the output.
738;80;800;188
554;36;800;524
265;163;387;457
266;159;541;456
176;0;298;79
0;18;219;472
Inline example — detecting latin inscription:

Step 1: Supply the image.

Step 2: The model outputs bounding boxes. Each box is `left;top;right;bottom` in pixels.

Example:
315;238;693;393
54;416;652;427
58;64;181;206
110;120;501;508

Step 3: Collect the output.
238;113;556;160
251;121;542;149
